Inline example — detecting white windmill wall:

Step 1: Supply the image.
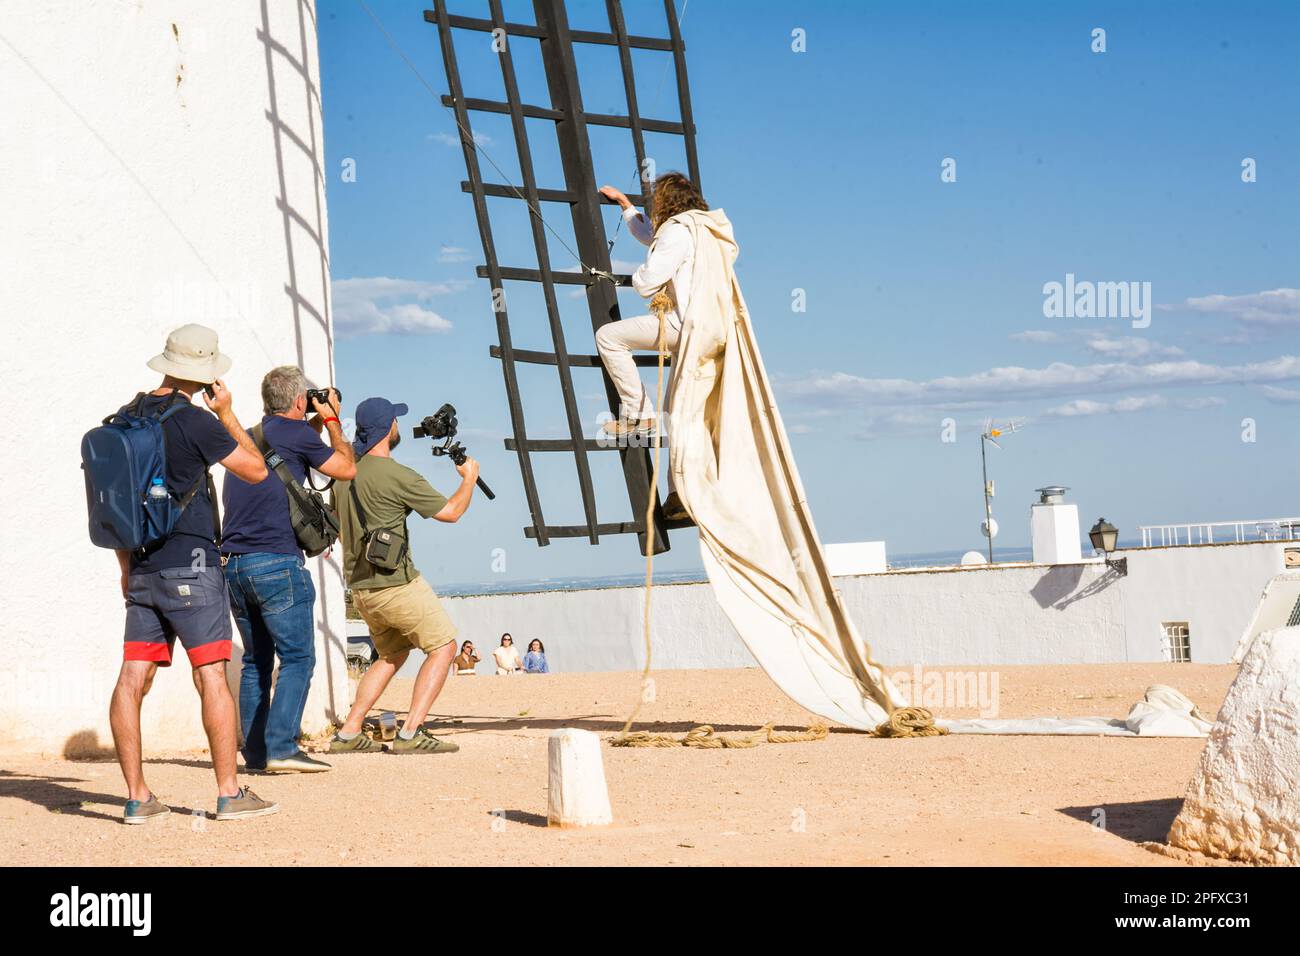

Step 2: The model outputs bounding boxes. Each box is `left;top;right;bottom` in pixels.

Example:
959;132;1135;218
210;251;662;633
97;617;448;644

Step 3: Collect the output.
0;0;348;755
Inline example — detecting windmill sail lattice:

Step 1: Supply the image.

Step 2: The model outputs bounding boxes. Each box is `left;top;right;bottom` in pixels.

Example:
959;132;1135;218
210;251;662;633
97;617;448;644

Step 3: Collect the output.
428;0;700;555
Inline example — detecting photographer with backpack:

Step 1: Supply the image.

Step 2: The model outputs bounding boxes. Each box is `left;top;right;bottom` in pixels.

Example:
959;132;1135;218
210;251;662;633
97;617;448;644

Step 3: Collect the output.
84;324;278;824
220;366;356;774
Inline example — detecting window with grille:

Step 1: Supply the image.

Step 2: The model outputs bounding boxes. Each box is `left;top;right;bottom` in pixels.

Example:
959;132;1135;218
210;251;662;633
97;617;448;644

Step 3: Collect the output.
1161;622;1191;663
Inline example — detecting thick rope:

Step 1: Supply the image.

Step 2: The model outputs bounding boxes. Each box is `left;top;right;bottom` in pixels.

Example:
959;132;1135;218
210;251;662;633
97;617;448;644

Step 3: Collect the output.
612;720;830;749
613;292;673;742
870;706;947;738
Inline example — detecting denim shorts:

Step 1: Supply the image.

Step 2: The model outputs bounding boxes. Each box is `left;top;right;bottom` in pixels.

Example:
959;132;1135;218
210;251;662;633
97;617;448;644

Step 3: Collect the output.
123;564;233;667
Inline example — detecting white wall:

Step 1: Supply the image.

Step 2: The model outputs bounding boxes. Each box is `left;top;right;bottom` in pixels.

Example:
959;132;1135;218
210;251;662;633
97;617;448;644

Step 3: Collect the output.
0;0;347;755
436;542;1289;675
1119;542;1289;663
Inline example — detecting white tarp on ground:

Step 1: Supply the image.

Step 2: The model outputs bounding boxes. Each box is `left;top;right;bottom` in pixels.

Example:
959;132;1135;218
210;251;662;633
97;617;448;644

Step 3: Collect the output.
940;685;1213;737
658;209;1209;738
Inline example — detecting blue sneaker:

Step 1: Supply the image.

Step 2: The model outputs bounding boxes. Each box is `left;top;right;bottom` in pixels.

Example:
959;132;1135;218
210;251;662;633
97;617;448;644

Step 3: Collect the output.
123;794;171;825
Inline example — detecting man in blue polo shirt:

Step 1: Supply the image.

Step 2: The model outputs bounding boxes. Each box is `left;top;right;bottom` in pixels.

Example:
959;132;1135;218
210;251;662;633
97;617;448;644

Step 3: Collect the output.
221;366;356;773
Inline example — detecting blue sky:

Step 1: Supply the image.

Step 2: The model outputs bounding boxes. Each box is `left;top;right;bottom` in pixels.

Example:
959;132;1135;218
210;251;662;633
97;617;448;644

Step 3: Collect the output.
318;0;1299;587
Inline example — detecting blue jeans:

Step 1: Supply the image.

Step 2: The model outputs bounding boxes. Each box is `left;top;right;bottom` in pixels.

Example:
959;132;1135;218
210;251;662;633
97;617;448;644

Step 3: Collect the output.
223;552;317;764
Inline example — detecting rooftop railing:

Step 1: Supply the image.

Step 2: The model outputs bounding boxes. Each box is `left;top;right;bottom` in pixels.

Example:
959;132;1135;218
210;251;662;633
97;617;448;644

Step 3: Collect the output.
1138;518;1300;548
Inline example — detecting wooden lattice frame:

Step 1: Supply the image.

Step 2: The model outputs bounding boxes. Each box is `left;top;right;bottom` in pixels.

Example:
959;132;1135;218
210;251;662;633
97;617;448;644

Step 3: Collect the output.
427;0;700;555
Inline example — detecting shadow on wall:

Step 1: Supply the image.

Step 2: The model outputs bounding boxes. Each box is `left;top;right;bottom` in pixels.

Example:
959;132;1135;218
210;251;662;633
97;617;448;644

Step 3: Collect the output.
1030;564;1122;610
256;0;333;372
256;0;347;725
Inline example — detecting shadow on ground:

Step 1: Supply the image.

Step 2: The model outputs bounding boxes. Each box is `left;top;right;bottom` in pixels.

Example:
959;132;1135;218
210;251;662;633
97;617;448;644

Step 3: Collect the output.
1058;798;1184;844
421;713;828;736
0;769;199;823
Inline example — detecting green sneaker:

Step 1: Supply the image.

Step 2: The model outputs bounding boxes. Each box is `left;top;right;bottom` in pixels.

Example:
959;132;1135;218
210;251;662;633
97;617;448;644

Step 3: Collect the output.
329;732;381;753
214;787;279;821
123;794;171;825
391;729;459;754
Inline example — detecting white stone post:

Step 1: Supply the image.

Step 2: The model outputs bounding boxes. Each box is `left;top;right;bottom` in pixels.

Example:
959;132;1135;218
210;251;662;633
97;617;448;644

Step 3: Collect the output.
547;729;613;827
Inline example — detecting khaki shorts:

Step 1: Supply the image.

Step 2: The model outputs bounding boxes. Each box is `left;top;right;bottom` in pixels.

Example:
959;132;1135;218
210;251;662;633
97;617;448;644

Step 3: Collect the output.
352;576;457;660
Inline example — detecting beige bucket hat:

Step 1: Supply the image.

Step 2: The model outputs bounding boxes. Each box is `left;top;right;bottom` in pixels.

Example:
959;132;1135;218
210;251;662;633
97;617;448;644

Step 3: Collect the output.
146;323;233;384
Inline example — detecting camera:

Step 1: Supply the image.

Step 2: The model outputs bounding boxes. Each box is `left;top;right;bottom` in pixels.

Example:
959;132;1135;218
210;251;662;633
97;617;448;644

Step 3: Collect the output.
306;386;341;407
412;403;495;500
412;403;458;441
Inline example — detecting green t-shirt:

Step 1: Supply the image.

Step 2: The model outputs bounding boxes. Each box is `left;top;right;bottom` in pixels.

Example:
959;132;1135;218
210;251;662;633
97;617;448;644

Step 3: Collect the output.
335;455;448;591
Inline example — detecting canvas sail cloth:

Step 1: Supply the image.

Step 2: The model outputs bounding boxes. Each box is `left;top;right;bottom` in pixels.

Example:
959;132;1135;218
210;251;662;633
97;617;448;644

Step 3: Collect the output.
663;209;906;731
658;210;1211;739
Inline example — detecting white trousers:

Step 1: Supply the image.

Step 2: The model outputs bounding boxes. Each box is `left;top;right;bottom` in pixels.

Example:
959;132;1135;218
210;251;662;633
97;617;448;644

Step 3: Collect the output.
595;313;681;421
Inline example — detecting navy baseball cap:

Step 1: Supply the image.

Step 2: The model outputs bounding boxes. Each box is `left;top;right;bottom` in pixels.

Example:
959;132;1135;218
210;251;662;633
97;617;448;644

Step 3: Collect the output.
353;397;408;457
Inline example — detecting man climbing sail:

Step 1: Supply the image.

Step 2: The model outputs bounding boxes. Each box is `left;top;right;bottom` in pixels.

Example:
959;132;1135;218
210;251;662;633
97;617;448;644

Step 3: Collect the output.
596;172;708;521
596;173;907;731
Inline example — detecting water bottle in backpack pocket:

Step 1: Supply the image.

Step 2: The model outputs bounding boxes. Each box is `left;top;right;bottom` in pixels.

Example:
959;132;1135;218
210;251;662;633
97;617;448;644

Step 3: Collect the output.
81;391;210;552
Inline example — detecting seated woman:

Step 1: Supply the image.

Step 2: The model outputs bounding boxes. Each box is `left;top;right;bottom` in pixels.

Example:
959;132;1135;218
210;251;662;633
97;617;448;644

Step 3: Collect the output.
522;639;549;674
493;633;521;675
453;640;480;675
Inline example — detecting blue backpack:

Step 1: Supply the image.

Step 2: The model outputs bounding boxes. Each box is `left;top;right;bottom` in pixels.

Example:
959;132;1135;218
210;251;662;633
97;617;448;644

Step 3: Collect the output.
81;390;213;552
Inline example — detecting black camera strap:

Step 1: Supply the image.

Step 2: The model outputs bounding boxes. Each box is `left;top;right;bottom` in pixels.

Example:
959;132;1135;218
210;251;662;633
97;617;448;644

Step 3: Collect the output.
347;481;404;537
348;480;371;534
252;424;319;511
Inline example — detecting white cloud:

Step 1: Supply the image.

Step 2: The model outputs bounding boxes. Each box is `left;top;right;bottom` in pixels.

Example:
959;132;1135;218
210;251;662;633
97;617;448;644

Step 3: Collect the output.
1010;330;1061;344
438;244;471;263
428;130;491;148
1083;336;1183;359
781;355;1300;409
1162;288;1299;326
1041;394;1223;418
332;276;456;338
1012;329;1182;358
1176;396;1227;410
1045;395;1168;418
1258;384;1300;405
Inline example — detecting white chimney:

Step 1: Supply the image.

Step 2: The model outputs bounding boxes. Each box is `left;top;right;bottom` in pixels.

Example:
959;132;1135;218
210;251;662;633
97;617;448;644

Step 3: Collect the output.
1030;485;1082;564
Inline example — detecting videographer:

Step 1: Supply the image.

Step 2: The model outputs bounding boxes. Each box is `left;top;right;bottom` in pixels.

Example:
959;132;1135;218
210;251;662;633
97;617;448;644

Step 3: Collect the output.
329;397;479;755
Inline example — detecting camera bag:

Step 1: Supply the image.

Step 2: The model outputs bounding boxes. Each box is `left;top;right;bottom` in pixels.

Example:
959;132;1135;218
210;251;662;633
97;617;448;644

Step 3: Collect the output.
250;424;340;557
348;481;408;572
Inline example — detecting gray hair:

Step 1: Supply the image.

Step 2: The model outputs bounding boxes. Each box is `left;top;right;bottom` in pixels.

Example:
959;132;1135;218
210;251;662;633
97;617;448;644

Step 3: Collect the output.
262;365;308;414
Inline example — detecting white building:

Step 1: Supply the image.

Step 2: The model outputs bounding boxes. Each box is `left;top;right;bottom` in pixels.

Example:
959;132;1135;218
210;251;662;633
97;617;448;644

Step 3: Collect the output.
434;538;1298;675
0;1;348;755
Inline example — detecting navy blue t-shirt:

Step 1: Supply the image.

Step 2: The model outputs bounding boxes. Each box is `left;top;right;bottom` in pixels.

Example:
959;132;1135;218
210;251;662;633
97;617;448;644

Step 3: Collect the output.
221;415;333;556
130;392;237;573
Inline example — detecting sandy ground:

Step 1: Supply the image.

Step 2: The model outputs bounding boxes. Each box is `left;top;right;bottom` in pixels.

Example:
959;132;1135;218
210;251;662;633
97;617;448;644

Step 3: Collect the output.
0;663;1241;866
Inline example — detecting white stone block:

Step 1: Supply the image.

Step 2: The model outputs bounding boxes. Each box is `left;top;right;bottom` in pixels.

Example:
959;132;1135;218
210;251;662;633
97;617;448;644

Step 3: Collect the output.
1167;625;1300;864
547;729;613;828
